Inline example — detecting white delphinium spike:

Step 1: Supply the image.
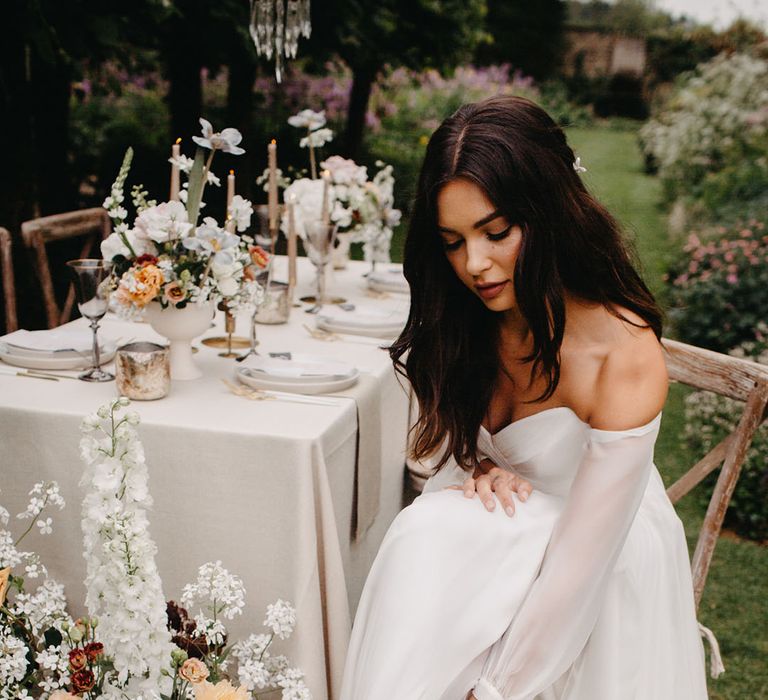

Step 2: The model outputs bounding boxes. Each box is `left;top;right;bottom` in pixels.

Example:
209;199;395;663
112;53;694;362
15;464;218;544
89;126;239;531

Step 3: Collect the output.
79;398;173;694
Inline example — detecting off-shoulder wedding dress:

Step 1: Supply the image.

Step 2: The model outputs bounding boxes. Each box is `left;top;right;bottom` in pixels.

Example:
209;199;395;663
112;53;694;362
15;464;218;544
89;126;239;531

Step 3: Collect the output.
340;407;708;699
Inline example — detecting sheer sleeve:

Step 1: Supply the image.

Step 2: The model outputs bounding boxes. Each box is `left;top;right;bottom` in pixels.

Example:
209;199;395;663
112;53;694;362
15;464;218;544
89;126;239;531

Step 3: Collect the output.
473;414;662;700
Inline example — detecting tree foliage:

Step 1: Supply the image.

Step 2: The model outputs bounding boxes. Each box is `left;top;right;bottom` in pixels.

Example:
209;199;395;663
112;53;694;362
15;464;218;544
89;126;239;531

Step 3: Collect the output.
475;0;567;80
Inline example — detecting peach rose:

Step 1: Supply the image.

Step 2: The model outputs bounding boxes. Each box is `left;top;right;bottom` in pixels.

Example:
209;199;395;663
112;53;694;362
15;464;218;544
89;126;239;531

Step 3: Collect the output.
179;657;210;684
163;281;187;306
49;692;79;700
127;264;164;307
193;680;249;700
248;245;270;269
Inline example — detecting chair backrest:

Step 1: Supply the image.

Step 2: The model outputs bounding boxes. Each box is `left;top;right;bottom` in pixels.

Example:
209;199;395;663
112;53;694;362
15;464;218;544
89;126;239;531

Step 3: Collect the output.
21;208;111;328
661;338;768;609
0;227;18;333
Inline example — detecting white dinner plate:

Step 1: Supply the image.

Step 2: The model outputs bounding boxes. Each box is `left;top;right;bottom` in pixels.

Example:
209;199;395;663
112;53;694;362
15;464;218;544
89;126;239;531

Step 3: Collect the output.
367;268;409;294
243;353;357;384
237;366;359;395
316;317;403;338
0;342;116;370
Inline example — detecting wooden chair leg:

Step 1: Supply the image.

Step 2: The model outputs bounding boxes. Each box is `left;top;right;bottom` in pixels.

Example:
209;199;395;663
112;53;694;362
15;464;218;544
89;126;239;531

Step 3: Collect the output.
30;233;60;329
690;381;768;607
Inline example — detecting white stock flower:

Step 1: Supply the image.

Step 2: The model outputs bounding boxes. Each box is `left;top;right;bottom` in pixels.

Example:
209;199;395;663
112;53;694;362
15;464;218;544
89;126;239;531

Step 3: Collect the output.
287;109;326;130
181;560;246;621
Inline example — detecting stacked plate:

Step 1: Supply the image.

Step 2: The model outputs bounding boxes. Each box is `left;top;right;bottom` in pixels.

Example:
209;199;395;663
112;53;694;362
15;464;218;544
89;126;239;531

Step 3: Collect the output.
367;266;409;294
316;305;407;338
0;329;116;370
237;353;359;394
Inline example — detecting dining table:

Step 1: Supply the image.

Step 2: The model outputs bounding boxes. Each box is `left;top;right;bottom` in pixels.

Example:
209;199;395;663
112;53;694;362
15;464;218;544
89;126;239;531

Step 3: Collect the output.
0;256;413;700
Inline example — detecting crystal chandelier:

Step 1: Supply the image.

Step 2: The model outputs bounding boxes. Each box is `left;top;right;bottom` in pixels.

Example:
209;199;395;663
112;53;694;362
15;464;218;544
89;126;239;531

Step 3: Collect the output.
249;0;312;83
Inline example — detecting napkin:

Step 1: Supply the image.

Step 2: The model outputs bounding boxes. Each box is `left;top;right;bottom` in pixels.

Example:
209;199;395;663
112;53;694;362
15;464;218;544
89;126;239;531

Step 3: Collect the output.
1;328;103;353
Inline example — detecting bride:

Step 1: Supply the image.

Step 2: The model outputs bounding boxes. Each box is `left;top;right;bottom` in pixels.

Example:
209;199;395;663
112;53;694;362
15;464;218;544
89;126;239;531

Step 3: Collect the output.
340;96;708;699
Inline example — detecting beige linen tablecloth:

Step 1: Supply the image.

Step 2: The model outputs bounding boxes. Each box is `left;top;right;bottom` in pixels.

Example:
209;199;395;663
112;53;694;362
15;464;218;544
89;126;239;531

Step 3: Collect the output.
0;258;411;700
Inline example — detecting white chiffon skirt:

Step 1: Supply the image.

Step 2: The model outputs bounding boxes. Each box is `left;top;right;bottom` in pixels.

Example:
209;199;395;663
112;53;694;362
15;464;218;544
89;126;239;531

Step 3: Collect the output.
340;467;708;699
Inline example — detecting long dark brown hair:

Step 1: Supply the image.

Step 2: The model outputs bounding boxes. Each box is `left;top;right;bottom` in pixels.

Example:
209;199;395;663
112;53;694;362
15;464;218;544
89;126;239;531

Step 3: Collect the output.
390;95;662;472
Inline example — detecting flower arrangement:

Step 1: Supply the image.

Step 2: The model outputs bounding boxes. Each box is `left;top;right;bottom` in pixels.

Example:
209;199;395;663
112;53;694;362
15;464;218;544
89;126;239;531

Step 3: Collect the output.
0;400;310;699
267;109;401;264
101;120;267;319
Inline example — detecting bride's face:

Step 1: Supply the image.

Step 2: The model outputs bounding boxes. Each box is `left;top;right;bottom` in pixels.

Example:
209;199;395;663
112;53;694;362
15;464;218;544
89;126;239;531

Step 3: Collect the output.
437;178;523;312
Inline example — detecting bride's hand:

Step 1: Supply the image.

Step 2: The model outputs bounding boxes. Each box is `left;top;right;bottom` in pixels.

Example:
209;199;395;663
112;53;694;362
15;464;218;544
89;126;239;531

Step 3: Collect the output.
446;458;532;517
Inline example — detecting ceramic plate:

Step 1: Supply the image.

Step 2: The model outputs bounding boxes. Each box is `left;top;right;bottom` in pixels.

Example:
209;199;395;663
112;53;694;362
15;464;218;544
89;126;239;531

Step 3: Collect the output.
237;366;359;395
243;353;357;384
0;342;116;370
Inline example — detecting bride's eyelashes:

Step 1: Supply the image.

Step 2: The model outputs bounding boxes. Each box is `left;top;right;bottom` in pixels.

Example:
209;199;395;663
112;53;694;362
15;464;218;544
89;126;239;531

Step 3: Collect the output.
440;225;514;252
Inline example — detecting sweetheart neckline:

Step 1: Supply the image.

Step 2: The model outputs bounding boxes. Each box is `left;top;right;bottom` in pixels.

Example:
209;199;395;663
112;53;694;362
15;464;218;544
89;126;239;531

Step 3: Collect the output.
481;406;583;439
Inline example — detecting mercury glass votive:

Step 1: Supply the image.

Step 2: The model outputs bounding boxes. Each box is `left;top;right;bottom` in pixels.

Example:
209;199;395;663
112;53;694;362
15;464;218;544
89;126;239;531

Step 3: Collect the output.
115;342;170;400
255;281;291;324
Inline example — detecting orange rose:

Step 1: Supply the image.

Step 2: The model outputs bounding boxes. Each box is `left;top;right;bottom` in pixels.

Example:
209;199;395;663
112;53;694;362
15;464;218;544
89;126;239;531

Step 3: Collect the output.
128;264;164;307
179;657;210;684
163;281;187;305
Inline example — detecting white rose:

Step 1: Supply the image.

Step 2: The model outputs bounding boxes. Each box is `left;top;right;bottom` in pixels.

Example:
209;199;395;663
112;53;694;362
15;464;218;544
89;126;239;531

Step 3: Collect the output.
134;201;193;244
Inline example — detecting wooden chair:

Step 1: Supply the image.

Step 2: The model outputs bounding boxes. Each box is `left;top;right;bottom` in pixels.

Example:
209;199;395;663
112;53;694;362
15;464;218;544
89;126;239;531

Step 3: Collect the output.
21;208;111;328
0;227;18;333
405;337;768;608
662;338;768;608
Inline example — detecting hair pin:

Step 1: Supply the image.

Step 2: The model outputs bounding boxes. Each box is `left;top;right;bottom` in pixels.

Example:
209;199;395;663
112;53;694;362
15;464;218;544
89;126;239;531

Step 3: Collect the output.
573;156;587;174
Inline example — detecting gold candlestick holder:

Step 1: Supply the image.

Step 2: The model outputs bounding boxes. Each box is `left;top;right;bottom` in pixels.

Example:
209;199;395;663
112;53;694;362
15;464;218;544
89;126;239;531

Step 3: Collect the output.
201;303;250;356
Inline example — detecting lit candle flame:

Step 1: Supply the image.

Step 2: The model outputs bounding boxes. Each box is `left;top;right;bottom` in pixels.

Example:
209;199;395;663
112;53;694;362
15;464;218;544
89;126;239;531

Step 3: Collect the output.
175;137;181;144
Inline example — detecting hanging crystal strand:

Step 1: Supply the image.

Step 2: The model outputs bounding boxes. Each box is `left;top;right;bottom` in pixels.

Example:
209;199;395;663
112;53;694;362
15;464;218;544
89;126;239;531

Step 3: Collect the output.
286;0;300;58
274;0;285;82
300;0;311;37
254;0;264;56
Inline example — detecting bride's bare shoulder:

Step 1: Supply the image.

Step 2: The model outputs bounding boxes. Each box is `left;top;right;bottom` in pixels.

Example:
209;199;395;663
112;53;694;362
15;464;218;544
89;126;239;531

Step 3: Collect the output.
562;302;667;430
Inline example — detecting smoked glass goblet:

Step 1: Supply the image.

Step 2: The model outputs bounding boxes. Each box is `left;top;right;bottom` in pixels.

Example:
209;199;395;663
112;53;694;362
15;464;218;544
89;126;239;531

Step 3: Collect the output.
66;259;114;382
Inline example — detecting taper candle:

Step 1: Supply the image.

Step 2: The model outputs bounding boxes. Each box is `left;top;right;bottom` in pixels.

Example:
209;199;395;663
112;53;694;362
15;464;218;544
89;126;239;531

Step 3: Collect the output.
169;138;181;201
287;193;298;300
268;139;278;234
226;169;236;232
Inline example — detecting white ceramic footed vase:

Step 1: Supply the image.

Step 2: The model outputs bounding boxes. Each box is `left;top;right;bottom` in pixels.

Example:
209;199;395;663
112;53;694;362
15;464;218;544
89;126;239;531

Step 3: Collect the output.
144;301;214;380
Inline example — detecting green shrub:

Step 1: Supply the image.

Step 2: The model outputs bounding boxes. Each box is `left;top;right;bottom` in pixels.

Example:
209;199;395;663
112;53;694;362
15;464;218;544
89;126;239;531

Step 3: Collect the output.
666;223;768;352
683;339;768;541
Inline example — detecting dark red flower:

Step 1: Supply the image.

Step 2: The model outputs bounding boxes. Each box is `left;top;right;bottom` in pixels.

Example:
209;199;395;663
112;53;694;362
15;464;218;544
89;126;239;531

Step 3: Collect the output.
84;641;104;661
136;253;159;267
68;648;87;671
71;668;96;692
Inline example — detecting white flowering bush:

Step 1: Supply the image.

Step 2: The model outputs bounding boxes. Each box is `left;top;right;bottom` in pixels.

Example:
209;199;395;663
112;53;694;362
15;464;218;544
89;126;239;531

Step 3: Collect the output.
101;119;268;319
683;338;768;542
639;52;768;209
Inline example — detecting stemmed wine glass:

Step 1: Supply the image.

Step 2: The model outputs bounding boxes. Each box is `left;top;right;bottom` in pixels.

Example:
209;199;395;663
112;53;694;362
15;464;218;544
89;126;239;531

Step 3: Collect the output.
66;259;114;382
304;221;338;314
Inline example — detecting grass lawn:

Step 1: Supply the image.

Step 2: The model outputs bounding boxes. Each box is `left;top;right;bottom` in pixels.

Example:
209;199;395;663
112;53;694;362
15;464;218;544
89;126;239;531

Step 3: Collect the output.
568;125;768;699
